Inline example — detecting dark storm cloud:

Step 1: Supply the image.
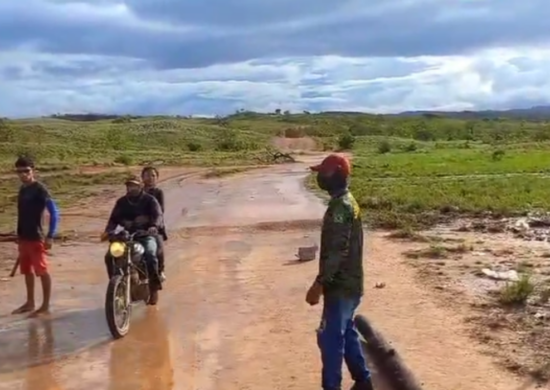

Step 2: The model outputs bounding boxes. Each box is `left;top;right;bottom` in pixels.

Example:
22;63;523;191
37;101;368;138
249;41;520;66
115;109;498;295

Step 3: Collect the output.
0;0;549;69
2;0;550;117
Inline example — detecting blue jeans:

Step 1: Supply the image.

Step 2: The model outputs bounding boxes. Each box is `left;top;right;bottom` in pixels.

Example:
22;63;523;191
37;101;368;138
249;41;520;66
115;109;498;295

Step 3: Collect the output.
317;295;370;390
137;236;160;287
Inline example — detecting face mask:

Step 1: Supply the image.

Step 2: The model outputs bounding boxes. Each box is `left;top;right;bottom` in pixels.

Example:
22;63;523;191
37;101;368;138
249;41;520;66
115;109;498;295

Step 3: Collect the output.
316;173;331;191
316;171;348;194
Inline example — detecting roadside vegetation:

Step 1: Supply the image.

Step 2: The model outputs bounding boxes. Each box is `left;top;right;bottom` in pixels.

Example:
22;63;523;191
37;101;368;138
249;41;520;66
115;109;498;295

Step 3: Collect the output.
3;111;550;231
277;112;550;230
0;113;285;228
350;148;550;229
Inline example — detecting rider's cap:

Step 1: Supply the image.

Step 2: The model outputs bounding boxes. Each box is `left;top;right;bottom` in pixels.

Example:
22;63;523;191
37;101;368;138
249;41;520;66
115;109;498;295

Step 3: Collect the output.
125;174;142;185
310;154;351;177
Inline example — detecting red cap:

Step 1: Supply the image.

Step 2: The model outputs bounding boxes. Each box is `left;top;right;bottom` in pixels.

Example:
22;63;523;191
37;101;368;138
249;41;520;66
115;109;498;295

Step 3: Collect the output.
310;154;351;177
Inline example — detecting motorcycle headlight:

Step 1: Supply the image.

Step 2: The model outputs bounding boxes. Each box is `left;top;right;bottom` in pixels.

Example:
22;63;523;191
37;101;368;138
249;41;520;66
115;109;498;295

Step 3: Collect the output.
109;241;126;258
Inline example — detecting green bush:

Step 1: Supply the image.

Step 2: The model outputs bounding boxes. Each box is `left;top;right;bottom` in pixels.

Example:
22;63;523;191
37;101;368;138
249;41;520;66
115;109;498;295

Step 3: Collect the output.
377;140;391;154
337;133;356;150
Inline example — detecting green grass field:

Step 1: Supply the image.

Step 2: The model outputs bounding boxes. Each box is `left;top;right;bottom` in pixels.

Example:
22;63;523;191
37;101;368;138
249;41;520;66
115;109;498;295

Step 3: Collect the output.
0;116;275;170
346;141;550;229
2;111;550;231
0;115;278;229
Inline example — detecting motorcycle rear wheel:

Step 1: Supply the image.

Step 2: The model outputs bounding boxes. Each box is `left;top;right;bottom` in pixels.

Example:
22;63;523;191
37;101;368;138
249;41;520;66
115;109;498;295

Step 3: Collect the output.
105;275;132;339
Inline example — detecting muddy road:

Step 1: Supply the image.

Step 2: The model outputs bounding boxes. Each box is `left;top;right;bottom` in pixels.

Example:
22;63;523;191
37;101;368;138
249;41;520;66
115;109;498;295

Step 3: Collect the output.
0;158;535;390
0;161;341;390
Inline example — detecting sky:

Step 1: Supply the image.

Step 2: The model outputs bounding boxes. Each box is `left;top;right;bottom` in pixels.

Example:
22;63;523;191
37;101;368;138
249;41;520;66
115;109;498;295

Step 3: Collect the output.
1;0;550;118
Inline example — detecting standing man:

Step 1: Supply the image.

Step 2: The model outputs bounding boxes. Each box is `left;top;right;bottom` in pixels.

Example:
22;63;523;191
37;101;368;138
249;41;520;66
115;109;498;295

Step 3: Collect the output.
12;156;59;317
306;154;374;390
141;166;167;282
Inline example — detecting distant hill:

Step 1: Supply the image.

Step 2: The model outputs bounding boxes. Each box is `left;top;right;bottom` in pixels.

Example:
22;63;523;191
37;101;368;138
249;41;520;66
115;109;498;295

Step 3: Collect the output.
49;113;143;122
391;105;550;121
42;105;550;122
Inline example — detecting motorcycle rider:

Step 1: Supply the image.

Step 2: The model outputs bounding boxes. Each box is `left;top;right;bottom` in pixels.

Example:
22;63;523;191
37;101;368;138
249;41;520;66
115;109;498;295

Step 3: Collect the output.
103;175;163;304
141;166;167;282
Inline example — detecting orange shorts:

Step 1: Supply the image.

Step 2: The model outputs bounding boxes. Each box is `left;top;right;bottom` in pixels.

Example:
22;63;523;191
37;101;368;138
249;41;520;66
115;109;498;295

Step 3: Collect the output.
18;240;48;276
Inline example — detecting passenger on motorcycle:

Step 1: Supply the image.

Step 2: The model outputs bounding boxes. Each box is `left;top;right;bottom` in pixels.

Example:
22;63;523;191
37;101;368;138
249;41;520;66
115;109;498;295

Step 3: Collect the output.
103;175;164;304
141;166;167;282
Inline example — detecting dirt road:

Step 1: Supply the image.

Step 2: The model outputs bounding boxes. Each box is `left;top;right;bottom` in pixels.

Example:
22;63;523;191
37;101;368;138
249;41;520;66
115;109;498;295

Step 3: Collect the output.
0;158;533;390
0;161;330;390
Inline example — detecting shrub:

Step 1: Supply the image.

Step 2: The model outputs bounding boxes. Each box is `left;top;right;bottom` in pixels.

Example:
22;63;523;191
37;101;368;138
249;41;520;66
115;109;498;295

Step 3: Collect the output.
114;154;133;166
187;142;202;151
337;133;356;150
403;142;417;152
498;274;535;305
377;140;392;154
492;149;505;161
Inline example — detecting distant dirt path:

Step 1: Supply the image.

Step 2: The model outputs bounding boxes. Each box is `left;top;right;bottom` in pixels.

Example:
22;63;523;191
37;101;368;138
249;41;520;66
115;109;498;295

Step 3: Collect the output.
0;155;530;390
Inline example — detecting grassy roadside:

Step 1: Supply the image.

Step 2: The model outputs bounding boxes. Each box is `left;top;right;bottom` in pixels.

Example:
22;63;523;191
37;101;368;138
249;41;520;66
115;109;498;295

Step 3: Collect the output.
0;116;294;231
0;170;133;230
5;112;550;233
306;143;550;229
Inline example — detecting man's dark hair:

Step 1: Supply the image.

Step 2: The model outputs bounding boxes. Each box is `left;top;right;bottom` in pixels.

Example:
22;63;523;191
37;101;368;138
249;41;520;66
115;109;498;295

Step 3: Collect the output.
15;155;35;169
141;166;159;178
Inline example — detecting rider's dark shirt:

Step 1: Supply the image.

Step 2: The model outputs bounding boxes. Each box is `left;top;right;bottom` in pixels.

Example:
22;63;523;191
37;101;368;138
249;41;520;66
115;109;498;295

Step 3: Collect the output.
145;187;164;212
17;181;50;241
105;192;163;233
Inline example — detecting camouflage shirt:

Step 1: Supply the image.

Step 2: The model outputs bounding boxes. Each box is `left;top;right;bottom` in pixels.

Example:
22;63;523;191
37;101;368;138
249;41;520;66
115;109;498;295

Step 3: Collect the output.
316;190;364;297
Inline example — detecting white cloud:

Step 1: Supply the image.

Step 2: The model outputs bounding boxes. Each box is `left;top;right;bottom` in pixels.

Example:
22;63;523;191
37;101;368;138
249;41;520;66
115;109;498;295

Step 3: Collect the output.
2;47;550;117
1;0;550;116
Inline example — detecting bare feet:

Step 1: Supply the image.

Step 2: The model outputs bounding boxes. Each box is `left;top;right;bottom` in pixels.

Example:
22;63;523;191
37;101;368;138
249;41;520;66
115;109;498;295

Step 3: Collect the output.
12;302;35;315
29;306;50;318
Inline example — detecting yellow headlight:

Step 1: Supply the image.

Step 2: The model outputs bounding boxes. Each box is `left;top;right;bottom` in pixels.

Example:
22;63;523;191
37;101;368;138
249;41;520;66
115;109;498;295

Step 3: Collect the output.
109;241;126;258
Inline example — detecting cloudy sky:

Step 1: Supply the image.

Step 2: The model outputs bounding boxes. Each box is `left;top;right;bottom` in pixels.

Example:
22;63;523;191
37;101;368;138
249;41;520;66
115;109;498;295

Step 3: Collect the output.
1;0;549;118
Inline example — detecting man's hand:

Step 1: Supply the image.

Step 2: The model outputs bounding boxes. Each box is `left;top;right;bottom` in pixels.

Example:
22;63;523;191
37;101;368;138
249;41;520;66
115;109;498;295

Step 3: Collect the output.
305;280;323;306
147;227;158;235
44;237;53;250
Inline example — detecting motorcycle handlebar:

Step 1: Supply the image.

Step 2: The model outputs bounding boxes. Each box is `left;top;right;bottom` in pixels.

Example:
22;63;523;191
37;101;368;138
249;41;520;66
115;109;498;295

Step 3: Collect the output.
100;229;151;242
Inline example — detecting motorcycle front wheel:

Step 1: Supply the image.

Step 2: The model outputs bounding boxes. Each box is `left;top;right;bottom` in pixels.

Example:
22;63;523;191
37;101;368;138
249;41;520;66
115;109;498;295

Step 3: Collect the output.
105;275;132;339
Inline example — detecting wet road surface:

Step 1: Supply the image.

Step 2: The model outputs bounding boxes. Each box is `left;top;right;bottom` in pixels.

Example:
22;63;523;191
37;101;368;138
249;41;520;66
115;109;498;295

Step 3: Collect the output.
0;160;386;390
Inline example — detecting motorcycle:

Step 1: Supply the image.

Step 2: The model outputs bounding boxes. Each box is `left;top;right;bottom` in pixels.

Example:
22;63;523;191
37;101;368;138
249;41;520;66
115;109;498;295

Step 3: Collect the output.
101;229;156;339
